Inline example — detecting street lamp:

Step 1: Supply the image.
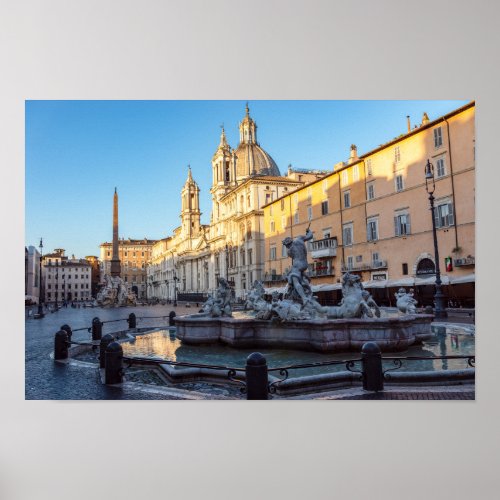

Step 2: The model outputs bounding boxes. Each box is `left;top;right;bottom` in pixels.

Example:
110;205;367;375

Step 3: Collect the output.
54;260;59;310
173;274;179;307
425;159;448;318
37;238;44;318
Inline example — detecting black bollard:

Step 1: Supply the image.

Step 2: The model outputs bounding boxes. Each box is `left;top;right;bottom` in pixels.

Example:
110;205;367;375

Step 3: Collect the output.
127;313;137;329
92;317;102;341
245;352;269;400
169;311;176;326
60;324;72;344
105;341;123;384
361;342;384;392
99;334;115;369
54;330;69;360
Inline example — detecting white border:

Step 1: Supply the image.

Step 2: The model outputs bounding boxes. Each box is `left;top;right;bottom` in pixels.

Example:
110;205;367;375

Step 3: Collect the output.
2;1;499;499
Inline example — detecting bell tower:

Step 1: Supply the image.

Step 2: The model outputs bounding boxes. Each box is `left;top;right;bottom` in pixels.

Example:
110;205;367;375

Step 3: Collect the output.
180;166;201;239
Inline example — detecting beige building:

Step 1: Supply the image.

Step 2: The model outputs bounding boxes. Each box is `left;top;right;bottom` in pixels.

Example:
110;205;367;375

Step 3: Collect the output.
263;102;475;307
148;105;327;300
100;239;156;298
42;249;92;303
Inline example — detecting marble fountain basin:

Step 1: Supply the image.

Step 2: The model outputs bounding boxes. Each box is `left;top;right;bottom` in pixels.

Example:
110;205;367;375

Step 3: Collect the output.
174;312;434;353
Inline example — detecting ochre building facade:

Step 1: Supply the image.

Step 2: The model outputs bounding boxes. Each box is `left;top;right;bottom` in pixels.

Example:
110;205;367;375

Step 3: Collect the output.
263;102;475;307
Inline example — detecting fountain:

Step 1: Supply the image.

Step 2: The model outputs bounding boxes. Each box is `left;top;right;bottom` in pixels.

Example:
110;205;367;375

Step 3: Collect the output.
176;229;434;352
96;275;137;307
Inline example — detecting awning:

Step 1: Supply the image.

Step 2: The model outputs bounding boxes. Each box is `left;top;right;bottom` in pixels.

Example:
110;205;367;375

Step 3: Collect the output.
362;280;388;289
387;277;415;288
264;286;287;294
450;273;475;284
414;275;450;286
312;283;342;292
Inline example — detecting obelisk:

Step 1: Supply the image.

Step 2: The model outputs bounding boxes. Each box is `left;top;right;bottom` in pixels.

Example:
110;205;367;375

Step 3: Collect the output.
110;187;121;277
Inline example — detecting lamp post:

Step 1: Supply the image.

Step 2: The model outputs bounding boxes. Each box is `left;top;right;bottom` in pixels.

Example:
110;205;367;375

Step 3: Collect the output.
54;260;59;309
37;238;44;318
173;274;179;307
425;159;448;318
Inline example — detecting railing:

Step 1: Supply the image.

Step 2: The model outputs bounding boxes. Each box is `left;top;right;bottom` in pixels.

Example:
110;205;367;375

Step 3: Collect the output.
263;274;285;283
341;260;388;272
54;321;475;399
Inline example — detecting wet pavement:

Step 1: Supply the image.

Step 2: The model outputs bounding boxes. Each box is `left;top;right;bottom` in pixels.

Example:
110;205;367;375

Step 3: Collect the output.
25;304;475;400
25;304;192;400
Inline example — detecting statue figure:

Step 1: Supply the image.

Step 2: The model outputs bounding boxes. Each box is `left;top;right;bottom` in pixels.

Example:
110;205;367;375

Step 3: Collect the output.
362;290;381;318
395;287;418;314
200;277;233;317
324;273;374;319
97;275;137;307
245;280;266;310
282;228;314;305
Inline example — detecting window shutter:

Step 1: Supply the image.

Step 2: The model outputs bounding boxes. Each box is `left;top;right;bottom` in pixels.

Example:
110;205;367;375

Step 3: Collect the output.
406;214;411;235
448;203;455;226
434;206;440;228
394;216;400;236
367;223;372;242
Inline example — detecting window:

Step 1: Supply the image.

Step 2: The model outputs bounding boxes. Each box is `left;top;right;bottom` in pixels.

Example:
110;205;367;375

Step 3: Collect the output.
280;198;285;210
343;224;353;246
395;174;404;192
282;244;288;257
322;179;328;193
367;218;379;241
248;249;253;265
294;211;299;224
367;159;373;176
107;251;110;257
270;246;277;260
394;146;401;163
269;205;273;216
394;213;411;236
402;263;408;275
343;191;351;208
321;200;329;215
281;216;287;229
307;206;313;221
356;255;362;263
367;183;375;200
341;170;348;186
265;193;271;205
353;165;360;181
307;187;312;202
270;220;275;232
124;252;128;257
293;193;298;208
434;127;443;148
347;256;353;270
436;158;446;178
434;202;455;228
372;252;379;263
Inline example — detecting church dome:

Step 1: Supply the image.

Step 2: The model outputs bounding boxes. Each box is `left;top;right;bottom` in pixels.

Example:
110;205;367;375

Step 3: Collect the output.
233;142;280;178
234;103;280;179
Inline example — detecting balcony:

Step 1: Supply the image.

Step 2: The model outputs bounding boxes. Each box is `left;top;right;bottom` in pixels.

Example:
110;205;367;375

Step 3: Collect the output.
310;237;338;259
341;260;388;272
454;256;475;267
309;267;335;277
263;273;285;284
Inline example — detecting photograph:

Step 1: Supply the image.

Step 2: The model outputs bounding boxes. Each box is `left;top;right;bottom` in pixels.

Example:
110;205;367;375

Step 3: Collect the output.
25;99;475;401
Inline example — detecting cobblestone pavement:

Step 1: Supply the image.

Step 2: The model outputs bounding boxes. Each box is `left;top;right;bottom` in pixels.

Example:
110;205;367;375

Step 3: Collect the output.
332;391;475;400
26;303;475;400
25;304;202;400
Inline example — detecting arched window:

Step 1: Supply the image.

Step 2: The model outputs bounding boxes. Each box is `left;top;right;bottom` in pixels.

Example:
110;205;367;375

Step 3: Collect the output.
416;258;435;276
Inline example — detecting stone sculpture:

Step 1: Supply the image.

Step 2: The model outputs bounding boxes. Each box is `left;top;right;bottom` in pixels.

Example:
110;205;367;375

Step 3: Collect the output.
395;288;418;314
97;275;137;307
200;277;233;317
243;228;382;322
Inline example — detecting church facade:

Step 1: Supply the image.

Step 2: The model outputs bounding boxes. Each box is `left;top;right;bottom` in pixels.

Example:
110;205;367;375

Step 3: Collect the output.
147;105;327;300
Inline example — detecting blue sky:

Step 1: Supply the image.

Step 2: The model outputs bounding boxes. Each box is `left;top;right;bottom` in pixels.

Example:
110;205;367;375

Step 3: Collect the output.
25;100;470;257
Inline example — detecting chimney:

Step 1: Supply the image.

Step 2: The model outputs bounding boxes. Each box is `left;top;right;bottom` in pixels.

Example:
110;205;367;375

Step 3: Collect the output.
348;144;358;164
407;116;411;133
422;112;430;125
